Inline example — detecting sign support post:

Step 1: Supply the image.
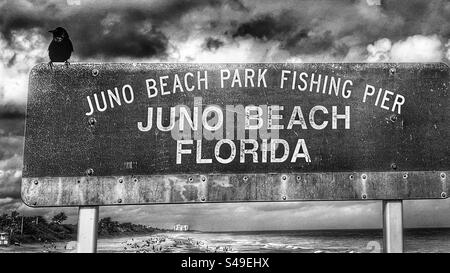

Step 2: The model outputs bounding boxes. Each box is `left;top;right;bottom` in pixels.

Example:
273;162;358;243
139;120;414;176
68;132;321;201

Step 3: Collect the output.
382;200;404;253
77;206;99;253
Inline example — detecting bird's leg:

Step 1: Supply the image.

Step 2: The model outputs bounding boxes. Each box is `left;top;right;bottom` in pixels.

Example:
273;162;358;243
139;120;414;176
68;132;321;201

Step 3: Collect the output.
47;61;53;69
65;60;70;67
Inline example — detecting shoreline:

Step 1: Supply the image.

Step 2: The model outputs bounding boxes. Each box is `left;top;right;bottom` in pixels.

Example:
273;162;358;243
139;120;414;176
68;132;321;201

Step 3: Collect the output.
2;228;450;253
0;231;232;253
97;230;169;240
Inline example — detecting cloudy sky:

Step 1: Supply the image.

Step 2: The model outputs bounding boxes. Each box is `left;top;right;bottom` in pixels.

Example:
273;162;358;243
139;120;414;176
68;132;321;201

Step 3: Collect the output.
0;0;450;231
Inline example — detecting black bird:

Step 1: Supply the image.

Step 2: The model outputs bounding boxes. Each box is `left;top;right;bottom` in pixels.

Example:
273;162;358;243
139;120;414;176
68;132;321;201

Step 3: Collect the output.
48;27;73;68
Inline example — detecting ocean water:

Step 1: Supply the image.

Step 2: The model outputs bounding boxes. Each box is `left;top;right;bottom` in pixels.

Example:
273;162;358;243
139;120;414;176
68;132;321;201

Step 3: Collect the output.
96;228;450;253
2;228;449;253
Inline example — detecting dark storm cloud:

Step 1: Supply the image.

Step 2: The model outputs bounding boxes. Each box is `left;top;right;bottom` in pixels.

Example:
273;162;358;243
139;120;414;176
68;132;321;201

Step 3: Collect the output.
382;0;450;38
0;136;23;162
230;0;450;58
6;53;16;67
0;136;23;199
0;172;21;199
227;0;249;12
68;0;248;58
0;104;25;119
76;26;169;58
0;117;25;137
0;105;26;138
232;12;296;40
1;0;448;60
231;11;337;56
0;0;173;58
0;0;250;59
0;1;46;40
204;37;224;51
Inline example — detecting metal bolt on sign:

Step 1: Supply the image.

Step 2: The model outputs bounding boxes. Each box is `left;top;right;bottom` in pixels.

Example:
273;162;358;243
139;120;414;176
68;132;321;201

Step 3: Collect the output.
86;168;94;176
88;117;96;126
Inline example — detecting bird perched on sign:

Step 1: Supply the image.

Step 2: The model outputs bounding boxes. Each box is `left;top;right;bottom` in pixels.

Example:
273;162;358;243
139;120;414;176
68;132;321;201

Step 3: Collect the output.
48;27;73;68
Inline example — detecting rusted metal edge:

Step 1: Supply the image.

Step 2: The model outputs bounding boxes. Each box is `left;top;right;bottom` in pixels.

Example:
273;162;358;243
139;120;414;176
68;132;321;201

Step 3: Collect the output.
21;171;448;207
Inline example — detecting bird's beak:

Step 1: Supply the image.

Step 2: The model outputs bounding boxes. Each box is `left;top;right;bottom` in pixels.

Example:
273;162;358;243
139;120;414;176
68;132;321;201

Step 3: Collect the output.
48;30;54;33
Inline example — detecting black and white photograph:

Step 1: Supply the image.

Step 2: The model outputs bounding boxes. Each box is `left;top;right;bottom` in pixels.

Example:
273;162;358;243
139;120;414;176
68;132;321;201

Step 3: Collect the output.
0;0;450;265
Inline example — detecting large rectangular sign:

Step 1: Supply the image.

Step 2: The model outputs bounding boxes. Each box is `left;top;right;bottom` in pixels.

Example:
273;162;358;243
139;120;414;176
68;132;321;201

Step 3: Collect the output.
22;63;449;206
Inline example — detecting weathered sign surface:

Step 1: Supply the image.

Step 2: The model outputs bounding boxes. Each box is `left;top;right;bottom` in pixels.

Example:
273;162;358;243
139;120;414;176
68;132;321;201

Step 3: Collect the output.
22;63;449;206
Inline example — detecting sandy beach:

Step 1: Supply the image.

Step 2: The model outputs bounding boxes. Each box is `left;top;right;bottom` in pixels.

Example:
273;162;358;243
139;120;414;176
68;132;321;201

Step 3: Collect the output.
0;232;235;253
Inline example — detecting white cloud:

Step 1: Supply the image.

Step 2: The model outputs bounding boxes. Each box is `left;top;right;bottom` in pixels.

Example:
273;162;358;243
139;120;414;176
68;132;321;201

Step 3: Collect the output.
390;35;443;62
366;38;392;62
0;28;47;105
165;34;291;63
368;35;444;63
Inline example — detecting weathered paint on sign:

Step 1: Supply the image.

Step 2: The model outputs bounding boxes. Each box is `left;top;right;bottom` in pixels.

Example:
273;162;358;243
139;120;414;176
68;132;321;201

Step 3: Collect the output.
22;63;450;206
